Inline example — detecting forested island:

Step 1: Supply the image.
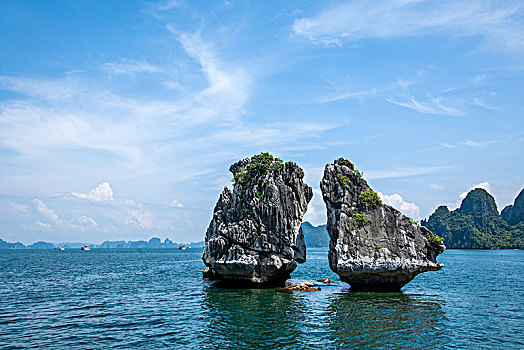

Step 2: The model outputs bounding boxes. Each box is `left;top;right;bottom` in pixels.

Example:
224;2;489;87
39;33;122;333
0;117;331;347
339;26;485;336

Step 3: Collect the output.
422;188;524;249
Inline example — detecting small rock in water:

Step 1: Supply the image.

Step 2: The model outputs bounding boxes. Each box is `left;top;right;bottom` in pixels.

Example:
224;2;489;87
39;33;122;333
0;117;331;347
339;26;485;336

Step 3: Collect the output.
316;278;336;285
284;282;321;292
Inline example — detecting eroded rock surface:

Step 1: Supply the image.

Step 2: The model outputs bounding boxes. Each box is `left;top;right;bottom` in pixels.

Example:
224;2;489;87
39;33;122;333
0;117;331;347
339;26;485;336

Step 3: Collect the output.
202;153;312;287
321;158;445;291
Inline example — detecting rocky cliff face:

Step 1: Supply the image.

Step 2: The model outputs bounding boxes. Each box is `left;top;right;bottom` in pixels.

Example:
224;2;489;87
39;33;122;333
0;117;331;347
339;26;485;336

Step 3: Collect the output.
321;158;445;291
202;153;312;286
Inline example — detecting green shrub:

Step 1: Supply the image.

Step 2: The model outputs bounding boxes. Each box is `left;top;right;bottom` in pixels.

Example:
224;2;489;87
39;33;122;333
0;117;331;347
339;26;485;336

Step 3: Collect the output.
354;168;363;177
256;191;262;199
353;213;372;227
233;168;250;185
360;189;382;208
337;174;351;191
425;232;444;246
233;152;283;185
407;216;419;226
262;218;268;226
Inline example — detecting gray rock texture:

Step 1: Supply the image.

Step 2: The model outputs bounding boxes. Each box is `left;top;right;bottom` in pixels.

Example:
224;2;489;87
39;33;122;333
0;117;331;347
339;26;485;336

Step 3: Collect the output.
202;153;312;286
321;158;445;291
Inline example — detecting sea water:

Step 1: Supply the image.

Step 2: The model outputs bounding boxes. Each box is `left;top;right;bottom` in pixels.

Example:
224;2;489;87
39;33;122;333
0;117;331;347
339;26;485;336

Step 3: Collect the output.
0;248;522;349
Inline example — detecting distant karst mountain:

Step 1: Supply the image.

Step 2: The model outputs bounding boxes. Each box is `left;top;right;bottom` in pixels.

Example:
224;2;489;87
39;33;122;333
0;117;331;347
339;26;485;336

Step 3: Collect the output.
501;189;524;226
300;222;329;247
422;188;524;249
0;237;204;249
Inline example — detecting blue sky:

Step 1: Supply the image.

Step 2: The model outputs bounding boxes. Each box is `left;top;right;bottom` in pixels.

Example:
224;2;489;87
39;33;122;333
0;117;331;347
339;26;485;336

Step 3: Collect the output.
0;0;522;244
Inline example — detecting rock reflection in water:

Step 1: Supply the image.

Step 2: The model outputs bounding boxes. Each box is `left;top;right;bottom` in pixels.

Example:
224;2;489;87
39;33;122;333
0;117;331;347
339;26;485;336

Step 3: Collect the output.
201;286;306;349
327;292;447;349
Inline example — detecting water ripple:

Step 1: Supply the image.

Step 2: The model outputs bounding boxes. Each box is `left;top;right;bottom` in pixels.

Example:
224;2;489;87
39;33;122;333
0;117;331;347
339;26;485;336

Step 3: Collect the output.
0;248;522;349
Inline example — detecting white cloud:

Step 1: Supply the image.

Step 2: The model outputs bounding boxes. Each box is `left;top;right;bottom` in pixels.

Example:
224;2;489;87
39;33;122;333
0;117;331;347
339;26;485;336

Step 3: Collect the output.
156;0;183;11
127;209;155;229
429;184;445;190
461;139;487;147
10;202;28;213
103;61;164;74
32;199;61;224
303;189;326;226
386;96;463;116
167;200;184;208
35;221;51;229
72;182;114;202
292;0;524;53
473;97;498;110
76;216;98;226
377;192;420;220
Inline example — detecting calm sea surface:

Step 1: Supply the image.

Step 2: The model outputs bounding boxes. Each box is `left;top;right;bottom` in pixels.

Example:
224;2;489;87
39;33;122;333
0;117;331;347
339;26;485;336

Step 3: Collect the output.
0;248;522;349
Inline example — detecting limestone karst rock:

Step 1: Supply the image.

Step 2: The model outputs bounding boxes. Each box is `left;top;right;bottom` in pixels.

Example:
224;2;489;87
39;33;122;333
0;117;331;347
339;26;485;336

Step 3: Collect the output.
501;189;524;226
202;153;313;286
320;158;445;291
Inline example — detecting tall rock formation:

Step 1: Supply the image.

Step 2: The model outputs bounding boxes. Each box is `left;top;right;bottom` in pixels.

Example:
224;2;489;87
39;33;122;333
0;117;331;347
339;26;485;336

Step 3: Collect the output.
321;158;445;291
202;153;313;286
501;189;524;226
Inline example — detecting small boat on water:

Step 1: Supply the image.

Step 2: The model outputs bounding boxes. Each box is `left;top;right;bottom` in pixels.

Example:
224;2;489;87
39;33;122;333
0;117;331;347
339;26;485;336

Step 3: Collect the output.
57;247;65;251
80;245;91;251
178;245;186;250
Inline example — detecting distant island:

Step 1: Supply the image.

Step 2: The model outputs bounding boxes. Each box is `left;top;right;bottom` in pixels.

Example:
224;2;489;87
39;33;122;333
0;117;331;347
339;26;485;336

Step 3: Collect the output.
0;222;329;249
0;237;205;250
301;221;329;247
422;188;524;249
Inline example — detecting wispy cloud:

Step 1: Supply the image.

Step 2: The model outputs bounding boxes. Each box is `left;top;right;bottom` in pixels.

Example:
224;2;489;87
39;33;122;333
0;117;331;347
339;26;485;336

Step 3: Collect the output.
473;97;499;110
292;0;524;53
439;139;496;149
366;166;447;180
429;183;445;190
32;199;61;225
386;96;463;116
167;200;184;208
103;61;164;74
318;85;395;103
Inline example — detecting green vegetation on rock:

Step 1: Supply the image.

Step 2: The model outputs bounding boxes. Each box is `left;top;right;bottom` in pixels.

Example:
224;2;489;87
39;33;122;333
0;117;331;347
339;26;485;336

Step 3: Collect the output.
360;189;382;209
424;232;444;246
337;174;351;191
353;213;372;227
233;152;284;185
233;168;250;185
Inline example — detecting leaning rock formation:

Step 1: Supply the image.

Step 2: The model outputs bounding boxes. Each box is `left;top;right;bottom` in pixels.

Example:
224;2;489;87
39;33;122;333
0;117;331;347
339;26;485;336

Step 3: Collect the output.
321;158;445;291
202;153;313;286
